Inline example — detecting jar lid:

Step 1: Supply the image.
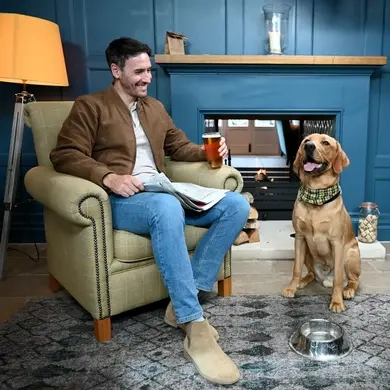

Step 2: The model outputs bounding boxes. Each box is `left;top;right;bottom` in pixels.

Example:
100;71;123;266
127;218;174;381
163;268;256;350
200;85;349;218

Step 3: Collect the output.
360;202;378;209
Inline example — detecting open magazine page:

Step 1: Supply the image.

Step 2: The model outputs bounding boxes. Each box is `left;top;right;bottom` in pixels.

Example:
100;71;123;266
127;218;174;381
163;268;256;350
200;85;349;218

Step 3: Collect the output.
142;175;199;211
142;173;228;212
141;173;172;194
170;182;228;203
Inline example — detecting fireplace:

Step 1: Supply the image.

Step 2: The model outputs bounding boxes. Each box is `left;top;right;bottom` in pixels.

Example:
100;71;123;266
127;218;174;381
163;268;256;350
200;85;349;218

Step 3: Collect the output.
155;55;385;230
204;114;336;220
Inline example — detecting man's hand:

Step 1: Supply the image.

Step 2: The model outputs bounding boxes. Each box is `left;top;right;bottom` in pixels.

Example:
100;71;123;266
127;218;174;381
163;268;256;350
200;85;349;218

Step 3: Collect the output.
218;136;228;158
103;173;144;197
201;136;228;158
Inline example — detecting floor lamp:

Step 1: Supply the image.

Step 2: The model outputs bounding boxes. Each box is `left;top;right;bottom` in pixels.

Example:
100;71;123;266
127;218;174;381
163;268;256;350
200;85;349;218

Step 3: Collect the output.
0;13;69;279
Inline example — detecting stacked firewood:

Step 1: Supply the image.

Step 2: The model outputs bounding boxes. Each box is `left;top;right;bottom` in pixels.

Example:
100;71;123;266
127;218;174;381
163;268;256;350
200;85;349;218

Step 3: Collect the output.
234;192;260;245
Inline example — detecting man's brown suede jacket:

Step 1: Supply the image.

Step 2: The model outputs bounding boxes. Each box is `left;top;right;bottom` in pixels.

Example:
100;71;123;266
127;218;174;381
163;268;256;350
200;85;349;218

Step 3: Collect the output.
50;85;206;187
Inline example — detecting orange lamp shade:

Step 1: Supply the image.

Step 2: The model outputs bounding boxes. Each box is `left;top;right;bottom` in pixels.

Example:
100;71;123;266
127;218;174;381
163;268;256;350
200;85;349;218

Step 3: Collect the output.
0;13;69;87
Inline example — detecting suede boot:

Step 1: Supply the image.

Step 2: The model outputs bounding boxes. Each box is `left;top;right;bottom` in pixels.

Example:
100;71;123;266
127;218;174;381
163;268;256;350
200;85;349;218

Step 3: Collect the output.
164;301;219;341
183;320;240;385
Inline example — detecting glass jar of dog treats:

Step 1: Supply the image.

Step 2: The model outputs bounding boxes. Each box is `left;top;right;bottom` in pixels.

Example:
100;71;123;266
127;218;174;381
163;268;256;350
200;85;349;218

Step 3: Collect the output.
358;202;380;243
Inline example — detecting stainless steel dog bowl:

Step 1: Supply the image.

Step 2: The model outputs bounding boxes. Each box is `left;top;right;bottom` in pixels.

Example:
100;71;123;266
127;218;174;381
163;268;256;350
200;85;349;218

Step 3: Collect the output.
288;319;353;361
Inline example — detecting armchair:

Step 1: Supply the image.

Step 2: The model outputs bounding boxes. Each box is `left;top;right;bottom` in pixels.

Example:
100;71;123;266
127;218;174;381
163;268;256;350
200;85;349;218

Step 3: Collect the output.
23;101;244;342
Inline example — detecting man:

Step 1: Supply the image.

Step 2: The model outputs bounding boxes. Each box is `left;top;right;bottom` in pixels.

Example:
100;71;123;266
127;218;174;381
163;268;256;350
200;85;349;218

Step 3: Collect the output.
50;37;249;385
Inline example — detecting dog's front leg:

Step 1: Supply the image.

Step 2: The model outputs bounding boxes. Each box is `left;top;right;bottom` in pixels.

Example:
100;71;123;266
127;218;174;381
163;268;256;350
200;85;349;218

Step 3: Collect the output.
329;240;345;313
281;235;306;298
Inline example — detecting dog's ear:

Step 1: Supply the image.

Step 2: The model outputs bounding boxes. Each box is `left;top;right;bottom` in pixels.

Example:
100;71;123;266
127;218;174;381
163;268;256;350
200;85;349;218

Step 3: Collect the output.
293;144;304;175
333;143;350;174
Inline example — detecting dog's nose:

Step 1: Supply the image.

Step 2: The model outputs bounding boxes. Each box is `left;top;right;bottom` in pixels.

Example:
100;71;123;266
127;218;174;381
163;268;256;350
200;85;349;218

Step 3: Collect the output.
304;141;316;152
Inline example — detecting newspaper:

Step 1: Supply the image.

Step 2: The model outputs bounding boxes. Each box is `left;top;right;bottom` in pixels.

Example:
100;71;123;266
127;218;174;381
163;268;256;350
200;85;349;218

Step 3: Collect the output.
142;173;228;212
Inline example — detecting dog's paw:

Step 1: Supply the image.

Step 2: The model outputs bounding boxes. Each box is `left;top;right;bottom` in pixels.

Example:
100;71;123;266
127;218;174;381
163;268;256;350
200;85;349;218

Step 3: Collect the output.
343;287;355;300
329;300;345;313
298;275;315;289
281;288;295;298
297;280;308;289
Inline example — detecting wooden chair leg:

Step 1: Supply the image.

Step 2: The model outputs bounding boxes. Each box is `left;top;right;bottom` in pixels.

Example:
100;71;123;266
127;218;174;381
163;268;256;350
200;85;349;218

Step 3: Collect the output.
218;277;232;297
94;318;112;342
49;273;63;293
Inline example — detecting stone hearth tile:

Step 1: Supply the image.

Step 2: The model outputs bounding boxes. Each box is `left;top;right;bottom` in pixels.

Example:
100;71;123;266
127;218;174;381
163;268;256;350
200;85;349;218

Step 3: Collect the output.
232;259;294;274
359;273;390;294
360;261;379;272
368;259;390;271
232;221;386;260
233;274;294;295
232;259;377;275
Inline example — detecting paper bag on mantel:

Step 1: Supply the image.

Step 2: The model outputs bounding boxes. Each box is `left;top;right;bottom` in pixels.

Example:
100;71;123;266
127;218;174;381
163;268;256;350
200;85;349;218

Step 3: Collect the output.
164;31;187;54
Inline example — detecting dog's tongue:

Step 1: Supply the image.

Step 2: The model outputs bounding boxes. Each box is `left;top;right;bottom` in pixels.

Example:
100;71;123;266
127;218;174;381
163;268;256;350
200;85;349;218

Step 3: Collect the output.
304;162;321;172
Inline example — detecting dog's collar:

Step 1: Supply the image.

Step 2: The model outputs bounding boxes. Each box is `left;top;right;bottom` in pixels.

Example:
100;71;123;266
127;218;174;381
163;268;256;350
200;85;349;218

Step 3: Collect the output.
298;183;341;206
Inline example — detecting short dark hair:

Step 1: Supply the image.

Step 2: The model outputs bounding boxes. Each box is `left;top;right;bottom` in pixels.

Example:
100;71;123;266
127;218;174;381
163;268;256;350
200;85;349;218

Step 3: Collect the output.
105;37;152;70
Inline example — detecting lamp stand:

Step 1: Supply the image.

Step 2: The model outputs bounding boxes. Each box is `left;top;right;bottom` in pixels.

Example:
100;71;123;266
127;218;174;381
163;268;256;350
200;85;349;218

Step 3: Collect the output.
0;90;34;279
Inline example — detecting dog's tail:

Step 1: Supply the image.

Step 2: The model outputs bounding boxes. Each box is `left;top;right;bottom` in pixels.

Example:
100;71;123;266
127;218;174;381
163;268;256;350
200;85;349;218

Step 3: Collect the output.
313;263;333;287
313;263;347;288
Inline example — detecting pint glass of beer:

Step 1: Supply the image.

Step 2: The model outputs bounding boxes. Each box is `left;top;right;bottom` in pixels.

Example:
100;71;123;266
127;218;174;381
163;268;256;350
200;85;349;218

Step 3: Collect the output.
202;132;223;169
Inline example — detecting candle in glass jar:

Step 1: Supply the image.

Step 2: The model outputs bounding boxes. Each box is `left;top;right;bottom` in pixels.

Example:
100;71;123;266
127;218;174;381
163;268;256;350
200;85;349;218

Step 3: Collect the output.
268;31;281;53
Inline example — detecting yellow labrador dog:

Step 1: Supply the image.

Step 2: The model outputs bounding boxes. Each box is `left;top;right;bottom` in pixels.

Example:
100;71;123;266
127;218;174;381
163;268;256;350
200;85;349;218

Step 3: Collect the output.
282;133;361;313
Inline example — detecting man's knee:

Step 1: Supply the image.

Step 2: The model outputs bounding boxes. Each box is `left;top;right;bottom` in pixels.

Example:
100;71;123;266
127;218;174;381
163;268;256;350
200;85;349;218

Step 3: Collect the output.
150;194;184;222
223;192;251;217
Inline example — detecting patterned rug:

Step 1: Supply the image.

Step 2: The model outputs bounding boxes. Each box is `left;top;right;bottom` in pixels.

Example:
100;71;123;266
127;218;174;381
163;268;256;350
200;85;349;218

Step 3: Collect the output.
1;293;390;390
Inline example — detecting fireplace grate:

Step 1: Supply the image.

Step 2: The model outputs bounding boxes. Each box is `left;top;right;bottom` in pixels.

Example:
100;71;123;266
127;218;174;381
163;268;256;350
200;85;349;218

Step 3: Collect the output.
237;167;300;220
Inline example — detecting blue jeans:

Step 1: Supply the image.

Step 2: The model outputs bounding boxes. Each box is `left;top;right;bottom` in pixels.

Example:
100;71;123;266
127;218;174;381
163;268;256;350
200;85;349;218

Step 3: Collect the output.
109;191;250;323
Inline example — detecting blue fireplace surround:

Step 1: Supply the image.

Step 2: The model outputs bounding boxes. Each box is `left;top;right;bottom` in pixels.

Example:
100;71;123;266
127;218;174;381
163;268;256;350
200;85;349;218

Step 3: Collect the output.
157;60;385;233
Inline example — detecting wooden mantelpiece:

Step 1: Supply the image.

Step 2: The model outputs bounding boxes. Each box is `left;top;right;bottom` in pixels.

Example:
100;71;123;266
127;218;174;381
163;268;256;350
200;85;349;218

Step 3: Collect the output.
155;55;387;66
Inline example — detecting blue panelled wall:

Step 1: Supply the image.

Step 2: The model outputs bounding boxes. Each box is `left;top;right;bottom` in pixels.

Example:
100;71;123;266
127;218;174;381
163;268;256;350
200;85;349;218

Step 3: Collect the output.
0;0;389;242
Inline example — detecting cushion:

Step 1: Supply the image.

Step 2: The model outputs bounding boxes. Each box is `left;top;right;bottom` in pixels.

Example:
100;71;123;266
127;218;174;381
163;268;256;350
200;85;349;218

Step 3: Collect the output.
113;225;208;262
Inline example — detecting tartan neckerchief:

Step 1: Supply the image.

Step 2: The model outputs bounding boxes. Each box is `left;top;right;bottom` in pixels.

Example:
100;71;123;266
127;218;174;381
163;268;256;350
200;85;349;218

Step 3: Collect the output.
298;183;341;206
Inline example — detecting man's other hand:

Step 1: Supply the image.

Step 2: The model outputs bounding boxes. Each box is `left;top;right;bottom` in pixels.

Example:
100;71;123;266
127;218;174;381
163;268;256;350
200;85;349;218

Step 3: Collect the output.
200;136;228;158
103;173;144;197
218;136;228;158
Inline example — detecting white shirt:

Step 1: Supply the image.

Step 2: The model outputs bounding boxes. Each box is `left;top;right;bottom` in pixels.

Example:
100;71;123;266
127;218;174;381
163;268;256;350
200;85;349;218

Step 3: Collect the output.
129;102;159;183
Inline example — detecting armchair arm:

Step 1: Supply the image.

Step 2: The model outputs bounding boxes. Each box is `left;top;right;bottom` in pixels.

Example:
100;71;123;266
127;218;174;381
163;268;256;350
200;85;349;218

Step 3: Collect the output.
24;166;112;227
164;159;244;192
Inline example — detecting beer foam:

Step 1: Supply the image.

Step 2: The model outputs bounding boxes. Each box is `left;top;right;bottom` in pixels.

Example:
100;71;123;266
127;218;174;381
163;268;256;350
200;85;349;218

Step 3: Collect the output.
202;133;220;138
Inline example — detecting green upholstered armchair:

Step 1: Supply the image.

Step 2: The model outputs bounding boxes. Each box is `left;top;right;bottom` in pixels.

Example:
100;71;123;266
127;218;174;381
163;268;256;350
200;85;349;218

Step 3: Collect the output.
23;101;244;342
